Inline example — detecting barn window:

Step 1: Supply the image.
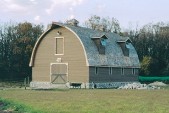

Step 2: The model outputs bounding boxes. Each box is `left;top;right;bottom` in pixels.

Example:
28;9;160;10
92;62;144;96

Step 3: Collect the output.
132;68;135;75
117;38;132;57
126;42;130;49
121;68;124;75
101;38;107;46
109;67;112;75
55;37;64;55
95;67;98;75
91;34;108;55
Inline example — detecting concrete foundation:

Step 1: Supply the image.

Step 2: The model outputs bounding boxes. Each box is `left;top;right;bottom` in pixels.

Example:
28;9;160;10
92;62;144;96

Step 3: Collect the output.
30;81;139;89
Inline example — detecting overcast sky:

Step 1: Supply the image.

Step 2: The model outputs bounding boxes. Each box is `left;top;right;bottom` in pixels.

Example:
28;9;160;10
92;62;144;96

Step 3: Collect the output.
0;0;169;29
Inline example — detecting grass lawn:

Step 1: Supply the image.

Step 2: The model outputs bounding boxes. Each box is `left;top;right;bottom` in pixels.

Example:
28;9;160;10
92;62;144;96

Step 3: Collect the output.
0;89;169;113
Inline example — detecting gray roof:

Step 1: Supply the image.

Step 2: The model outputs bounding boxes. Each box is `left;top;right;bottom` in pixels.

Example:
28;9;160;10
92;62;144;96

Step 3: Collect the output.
60;24;140;68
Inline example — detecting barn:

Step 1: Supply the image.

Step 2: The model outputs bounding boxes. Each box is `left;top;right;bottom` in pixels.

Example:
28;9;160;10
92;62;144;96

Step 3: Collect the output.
29;19;140;89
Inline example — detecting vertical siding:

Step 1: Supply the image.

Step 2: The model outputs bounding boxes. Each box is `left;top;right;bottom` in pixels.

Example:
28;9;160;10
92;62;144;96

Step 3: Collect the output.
135;68;139;75
124;68;132;75
32;27;88;83
89;67;138;83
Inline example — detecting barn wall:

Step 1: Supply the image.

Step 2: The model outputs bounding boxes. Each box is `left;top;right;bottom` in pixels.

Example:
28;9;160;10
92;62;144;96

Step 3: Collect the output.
32;27;88;83
89;67;138;83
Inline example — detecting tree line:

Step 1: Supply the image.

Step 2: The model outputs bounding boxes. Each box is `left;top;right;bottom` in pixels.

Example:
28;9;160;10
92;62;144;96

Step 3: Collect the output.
0;22;44;79
0;16;169;80
130;22;169;76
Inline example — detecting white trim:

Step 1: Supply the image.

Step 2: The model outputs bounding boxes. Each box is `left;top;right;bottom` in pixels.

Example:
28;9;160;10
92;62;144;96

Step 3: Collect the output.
50;63;68;83
92;34;108;39
109;67;112;75
121;68;124;75
54;37;64;55
132;68;135;75
117;37;132;43
95;67;98;75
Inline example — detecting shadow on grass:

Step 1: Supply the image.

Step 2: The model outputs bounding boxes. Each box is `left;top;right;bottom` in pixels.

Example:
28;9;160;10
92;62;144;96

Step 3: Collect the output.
31;88;70;92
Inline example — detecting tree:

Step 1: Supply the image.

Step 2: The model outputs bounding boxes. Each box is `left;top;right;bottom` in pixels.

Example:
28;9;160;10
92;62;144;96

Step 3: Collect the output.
128;22;169;76
0;22;44;79
140;56;159;76
84;15;121;34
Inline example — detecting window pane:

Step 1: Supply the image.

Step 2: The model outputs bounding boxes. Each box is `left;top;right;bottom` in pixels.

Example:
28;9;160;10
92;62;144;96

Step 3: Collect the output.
126;43;130;49
101;39;106;46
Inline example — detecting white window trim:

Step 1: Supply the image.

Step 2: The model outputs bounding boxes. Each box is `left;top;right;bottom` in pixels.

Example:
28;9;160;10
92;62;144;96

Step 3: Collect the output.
132;68;135;75
54;37;64;55
50;63;68;83
121;68;124;75
95;67;98;75
109;67;112;75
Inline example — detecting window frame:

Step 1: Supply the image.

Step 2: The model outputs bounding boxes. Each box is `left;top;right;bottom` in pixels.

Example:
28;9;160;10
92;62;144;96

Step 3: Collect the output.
95;67;99;75
109;67;112;75
121;68;124;75
132;68;135;75
55;37;64;55
126;42;130;49
100;38;107;46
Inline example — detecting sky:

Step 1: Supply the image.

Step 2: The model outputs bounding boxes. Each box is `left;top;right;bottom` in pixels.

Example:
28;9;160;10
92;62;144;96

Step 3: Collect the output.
0;0;169;30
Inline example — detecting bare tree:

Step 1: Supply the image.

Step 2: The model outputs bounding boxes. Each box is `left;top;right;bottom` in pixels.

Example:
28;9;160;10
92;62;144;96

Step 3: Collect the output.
84;15;121;33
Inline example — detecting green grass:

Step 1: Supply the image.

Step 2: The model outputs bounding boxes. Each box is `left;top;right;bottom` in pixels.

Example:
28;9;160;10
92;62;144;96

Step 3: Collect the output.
0;88;169;113
0;97;41;113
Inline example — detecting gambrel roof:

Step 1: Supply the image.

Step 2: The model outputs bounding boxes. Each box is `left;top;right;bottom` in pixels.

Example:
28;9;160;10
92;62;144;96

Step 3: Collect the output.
29;22;140;68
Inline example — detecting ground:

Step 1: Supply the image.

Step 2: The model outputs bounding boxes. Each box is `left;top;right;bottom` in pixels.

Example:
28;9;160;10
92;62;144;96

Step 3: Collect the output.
0;88;169;113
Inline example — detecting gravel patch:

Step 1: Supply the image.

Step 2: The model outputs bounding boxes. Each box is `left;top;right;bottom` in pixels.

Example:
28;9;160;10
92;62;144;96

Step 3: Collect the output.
118;82;160;90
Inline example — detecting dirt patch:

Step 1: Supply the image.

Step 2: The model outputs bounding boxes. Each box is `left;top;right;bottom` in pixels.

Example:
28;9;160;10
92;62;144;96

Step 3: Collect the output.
0;110;13;113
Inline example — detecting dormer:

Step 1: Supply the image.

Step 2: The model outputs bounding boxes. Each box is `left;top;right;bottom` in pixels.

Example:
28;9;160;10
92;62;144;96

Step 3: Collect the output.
91;34;108;54
117;37;132;57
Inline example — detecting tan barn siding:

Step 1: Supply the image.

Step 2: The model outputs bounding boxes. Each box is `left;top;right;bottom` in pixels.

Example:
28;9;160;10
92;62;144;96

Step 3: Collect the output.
32;27;88;83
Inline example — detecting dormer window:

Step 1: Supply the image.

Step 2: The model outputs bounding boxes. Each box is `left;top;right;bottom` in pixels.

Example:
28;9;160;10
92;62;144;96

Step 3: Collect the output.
126;42;130;49
101;38;107;46
91;34;108;55
117;37;132;57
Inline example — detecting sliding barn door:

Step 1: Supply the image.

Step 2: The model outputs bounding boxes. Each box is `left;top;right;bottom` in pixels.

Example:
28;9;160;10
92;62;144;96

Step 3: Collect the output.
50;63;68;84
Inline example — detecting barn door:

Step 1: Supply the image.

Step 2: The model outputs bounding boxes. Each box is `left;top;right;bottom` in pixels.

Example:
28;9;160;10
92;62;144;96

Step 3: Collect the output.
50;63;68;84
